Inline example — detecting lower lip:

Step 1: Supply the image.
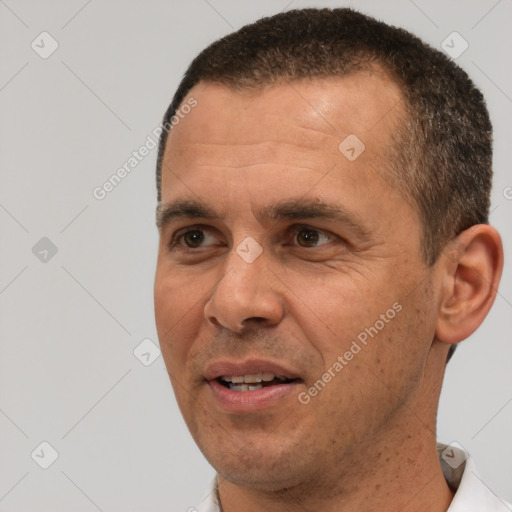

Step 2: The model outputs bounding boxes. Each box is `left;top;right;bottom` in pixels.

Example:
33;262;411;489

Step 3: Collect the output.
206;379;301;413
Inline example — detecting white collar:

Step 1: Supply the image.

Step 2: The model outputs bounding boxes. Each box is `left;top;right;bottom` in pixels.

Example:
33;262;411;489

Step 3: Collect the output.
437;443;510;511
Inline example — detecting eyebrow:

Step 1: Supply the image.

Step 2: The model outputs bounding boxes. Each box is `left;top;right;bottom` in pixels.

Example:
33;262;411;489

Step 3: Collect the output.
156;200;218;229
156;198;370;238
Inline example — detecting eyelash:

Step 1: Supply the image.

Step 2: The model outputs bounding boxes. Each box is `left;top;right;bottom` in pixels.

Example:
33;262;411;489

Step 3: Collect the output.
169;225;335;250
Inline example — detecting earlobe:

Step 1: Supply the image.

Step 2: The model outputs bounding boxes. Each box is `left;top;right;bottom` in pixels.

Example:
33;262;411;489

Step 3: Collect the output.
435;224;503;345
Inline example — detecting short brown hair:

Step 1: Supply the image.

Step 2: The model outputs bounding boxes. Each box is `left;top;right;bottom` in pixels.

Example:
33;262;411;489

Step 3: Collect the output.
156;7;492;268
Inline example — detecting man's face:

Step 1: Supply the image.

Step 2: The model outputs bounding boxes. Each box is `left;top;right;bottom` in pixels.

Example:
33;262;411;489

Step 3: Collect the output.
154;74;443;491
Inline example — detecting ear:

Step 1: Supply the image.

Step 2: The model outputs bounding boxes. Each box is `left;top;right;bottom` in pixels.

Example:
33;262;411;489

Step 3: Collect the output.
435;224;503;345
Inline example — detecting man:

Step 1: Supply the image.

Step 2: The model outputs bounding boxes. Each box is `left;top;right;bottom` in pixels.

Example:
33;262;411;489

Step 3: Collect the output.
153;8;507;512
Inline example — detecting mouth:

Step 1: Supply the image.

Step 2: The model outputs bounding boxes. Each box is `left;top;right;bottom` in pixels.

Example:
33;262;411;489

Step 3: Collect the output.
216;373;298;392
204;360;303;412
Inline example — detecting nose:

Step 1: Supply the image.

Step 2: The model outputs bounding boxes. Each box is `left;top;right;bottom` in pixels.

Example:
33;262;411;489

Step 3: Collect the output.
204;247;285;333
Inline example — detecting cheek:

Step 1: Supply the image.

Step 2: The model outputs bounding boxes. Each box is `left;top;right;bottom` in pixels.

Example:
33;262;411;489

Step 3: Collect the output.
279;269;387;355
154;265;206;364
287;268;421;402
347;283;437;402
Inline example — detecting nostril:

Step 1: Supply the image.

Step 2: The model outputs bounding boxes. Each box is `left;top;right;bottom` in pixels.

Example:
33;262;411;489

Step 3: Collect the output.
244;317;267;324
206;316;222;328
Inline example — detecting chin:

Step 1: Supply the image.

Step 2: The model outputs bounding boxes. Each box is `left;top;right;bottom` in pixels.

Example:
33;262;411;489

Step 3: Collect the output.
201;435;309;492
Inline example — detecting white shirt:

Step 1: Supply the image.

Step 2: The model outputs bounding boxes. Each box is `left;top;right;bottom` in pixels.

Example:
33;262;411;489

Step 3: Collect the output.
191;444;510;511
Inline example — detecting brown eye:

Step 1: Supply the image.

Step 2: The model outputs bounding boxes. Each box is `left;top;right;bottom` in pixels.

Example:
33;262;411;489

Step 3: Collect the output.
296;228;320;247
168;226;222;255
295;227;332;247
182;230;205;248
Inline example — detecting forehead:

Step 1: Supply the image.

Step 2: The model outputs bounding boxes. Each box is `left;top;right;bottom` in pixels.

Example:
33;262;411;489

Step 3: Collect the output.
166;71;404;154
159;73;414;235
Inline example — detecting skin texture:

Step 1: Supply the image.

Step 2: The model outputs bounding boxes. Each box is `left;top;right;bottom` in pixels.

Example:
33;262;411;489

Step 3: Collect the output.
154;72;503;512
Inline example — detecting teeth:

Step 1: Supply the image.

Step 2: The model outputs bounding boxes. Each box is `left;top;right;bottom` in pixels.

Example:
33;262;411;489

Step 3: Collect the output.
244;373;262;383
230;384;248;392
221;373;278;383
219;373;294;391
229;383;263;391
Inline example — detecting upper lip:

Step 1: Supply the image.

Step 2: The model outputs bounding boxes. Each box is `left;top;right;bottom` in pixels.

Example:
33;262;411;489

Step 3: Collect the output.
204;359;301;381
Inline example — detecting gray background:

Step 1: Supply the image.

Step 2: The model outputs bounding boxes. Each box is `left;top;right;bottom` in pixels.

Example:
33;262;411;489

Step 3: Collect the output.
0;0;510;510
